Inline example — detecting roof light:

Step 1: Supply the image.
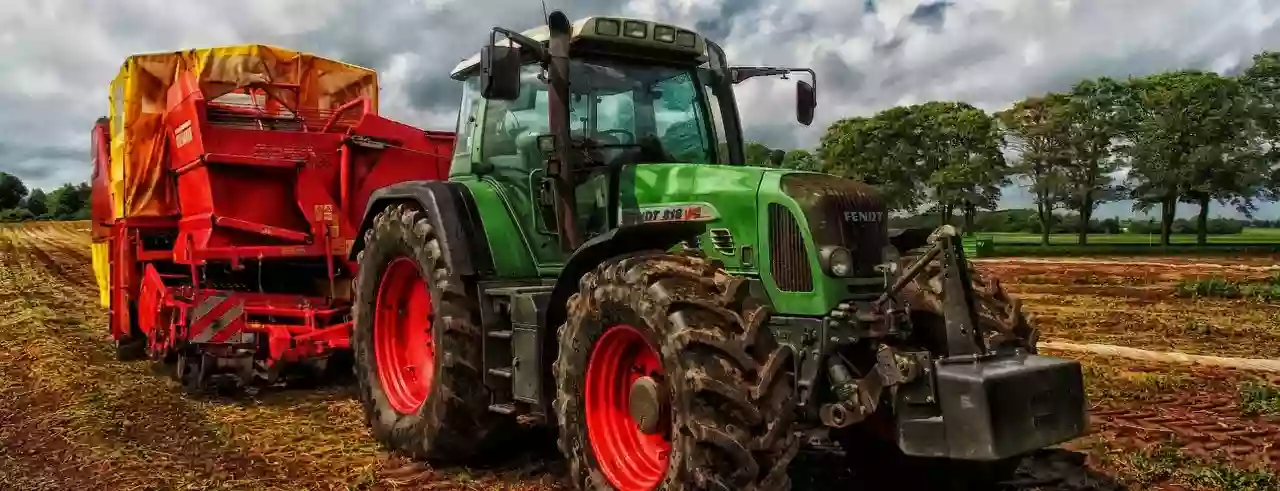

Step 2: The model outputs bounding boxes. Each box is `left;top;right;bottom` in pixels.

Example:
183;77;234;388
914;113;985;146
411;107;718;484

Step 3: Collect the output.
623;21;647;39
654;25;676;43
675;30;696;48
596;18;620;36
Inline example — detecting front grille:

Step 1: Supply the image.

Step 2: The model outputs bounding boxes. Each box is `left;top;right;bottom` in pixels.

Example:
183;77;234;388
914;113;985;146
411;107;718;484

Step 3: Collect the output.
709;228;734;255
768;203;813;292
779;174;887;277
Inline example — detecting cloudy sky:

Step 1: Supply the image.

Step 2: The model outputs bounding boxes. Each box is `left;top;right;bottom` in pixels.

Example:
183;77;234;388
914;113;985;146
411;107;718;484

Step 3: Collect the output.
2;0;1279;218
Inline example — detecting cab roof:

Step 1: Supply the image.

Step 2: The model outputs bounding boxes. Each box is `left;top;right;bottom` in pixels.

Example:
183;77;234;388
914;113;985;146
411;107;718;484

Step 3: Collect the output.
450;16;707;79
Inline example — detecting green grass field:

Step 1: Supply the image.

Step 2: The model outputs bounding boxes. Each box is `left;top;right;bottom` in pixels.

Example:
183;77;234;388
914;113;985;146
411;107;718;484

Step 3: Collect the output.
981;227;1280;245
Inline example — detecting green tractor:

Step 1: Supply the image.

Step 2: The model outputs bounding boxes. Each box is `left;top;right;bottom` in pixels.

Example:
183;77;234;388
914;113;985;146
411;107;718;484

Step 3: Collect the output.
349;10;1088;491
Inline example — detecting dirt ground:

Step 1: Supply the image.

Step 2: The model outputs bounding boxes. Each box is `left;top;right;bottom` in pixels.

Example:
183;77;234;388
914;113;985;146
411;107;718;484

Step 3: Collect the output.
0;221;1276;490
976;257;1280;490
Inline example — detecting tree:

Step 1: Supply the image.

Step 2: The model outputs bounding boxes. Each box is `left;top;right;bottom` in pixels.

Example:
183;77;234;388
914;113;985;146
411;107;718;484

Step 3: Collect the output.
997;94;1073;245
780;149;820;171
1124;73;1193;246
1240;51;1280;200
922;102;1009;231
25;188;47;217
820;109;934;212
1060;78;1128;245
1122;71;1260;245
48;183;85;218
821;103;1007;222
75;182;92;207
0;172;28;210
744;141;774;166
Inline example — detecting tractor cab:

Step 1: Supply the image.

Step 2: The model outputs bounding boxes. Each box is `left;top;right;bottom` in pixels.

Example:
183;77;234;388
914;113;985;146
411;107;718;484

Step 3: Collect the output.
448;15;816;251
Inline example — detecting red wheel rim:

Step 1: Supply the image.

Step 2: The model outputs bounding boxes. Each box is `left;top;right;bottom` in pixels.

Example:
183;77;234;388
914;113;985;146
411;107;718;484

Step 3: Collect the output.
373;257;435;415
585;324;671;491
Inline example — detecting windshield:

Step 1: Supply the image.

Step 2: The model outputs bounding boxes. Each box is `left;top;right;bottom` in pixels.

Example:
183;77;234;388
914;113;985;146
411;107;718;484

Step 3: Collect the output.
479;58;719;166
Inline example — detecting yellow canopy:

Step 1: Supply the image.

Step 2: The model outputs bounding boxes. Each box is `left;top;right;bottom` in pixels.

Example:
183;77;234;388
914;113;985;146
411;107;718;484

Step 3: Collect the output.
106;44;379;218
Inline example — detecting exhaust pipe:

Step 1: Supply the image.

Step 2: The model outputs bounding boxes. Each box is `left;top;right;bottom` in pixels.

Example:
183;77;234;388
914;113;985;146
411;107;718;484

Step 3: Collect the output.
544;11;582;251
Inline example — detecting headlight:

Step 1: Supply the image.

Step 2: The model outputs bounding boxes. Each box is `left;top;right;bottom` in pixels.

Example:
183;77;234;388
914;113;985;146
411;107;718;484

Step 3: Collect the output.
820;246;854;277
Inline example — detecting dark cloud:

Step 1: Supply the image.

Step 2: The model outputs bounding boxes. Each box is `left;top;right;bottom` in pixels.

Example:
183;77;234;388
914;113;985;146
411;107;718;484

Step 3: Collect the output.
408;73;463;113
908;1;950;29
744;122;803;150
694;0;768;42
0;0;1278;220
816;49;864;92
0;142;85;186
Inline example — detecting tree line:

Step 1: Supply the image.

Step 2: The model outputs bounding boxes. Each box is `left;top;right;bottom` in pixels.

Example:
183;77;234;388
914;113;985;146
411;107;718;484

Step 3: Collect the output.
0;172;92;222
889;208;1252;236
751;50;1280;247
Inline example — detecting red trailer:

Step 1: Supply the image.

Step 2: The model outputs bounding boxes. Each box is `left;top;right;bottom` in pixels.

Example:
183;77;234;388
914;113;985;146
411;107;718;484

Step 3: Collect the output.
91;45;454;390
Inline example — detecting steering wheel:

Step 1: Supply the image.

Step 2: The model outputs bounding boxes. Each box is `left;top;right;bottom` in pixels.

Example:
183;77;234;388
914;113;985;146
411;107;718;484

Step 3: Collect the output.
596;129;636;145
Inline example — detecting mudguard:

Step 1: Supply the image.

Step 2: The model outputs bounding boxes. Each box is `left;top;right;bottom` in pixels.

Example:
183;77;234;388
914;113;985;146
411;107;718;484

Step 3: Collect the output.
351;180;492;276
544;220;707;333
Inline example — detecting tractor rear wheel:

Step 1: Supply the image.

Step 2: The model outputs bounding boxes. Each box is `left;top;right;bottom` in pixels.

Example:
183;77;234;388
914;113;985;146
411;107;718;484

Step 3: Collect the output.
554;252;798;491
352;203;508;462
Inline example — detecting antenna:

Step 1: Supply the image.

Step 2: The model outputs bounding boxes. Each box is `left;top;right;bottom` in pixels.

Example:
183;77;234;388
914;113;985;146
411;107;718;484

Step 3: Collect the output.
541;0;549;23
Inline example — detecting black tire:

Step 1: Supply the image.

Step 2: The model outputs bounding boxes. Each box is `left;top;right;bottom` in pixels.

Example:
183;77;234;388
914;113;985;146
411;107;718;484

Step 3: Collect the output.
554;251;799;491
176;351;210;395
114;301;148;361
115;336;147;362
835;418;1021;491
352;202;509;462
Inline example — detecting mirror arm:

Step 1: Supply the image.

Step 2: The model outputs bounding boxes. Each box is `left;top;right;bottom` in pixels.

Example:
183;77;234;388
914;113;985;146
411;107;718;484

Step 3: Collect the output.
490;27;549;62
728;66;817;91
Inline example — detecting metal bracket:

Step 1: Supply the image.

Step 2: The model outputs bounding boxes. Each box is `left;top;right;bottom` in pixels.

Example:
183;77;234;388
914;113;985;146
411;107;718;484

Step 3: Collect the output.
875;225;987;358
936;228;986;358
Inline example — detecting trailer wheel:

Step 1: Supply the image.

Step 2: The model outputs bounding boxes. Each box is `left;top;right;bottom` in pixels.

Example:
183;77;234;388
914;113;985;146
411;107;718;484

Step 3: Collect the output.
114;301;148;361
554;252;798;491
115;336;147;362
352;202;507;462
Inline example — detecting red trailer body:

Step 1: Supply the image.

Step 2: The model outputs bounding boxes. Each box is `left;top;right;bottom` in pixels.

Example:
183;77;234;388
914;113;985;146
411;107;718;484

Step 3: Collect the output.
91;46;453;387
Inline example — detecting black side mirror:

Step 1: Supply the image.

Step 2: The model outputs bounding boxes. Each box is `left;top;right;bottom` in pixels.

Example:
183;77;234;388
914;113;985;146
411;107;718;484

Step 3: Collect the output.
797;80;816;126
768;149;786;167
481;45;522;100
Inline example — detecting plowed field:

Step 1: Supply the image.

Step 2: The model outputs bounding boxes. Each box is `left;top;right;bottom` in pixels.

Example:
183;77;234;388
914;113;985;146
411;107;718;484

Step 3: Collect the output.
0;222;559;491
1;221;1277;490
976;257;1280;490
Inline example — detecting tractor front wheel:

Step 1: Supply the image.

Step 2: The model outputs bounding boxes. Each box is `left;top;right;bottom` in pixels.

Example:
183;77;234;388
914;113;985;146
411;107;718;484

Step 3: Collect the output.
554;252;798;491
896;253;1038;353
352;203;509;462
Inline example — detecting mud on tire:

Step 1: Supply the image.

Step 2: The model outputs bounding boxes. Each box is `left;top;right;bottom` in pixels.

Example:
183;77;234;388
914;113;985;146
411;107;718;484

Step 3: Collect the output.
352;202;509;462
554;251;799;491
897;254;1038;352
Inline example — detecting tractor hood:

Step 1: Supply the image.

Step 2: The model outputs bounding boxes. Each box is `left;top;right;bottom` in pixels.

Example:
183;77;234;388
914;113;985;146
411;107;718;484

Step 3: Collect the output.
617;163;886;279
616;164;769;253
615;163;888;316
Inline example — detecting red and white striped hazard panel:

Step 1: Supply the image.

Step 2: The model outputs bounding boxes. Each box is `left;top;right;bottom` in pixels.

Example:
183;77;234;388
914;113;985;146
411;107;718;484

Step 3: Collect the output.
189;292;251;344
